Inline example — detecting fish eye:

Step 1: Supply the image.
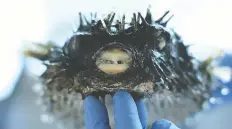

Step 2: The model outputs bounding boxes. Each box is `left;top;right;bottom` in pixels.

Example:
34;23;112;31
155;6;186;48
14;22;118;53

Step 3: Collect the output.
95;49;132;74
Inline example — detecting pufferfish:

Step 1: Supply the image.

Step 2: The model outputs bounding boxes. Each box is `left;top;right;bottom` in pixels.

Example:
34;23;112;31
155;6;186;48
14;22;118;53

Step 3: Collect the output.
24;8;214;129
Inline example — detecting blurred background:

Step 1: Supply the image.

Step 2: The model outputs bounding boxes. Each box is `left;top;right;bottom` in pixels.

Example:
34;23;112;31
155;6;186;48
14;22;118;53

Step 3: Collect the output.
0;0;232;129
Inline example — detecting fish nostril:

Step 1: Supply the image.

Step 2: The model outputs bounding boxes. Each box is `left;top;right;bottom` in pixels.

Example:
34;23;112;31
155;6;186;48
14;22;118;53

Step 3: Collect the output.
117;60;123;64
105;60;114;64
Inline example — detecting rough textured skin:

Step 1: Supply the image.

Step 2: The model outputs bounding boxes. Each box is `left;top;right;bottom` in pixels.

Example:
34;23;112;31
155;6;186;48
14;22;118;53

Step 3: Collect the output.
27;8;212;129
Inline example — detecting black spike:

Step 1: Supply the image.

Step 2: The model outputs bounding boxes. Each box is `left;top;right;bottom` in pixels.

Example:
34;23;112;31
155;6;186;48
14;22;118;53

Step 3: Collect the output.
105;13;112;22
83;14;91;26
173;31;182;41
90;12;94;23
131;13;137;29
90;12;97;23
138;12;149;26
78;12;84;31
90;12;93;18
121;14;125;31
100;18;112;34
109;13;116;26
133;13;137;23
104;12;116;27
160;14;173;27
137;12;140;24
94;12;97;19
145;6;152;24
114;20;120;32
155;11;170;23
100;19;107;29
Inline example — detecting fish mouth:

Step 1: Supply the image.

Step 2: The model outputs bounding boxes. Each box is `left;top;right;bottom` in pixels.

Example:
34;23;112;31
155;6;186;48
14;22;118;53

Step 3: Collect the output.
94;42;133;74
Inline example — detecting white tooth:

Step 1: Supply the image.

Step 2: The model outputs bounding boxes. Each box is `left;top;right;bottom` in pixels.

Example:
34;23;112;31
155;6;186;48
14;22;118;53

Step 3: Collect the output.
98;64;129;74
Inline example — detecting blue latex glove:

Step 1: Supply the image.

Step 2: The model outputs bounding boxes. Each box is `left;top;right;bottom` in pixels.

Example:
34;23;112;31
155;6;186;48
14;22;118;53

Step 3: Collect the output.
84;91;179;129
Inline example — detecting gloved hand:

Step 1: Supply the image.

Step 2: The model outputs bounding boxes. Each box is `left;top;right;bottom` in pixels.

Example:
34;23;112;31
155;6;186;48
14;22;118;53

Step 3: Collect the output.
84;91;179;129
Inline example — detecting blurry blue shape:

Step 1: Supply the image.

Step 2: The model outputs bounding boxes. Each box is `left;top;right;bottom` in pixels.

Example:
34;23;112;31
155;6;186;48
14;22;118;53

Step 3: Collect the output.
217;54;232;92
218;54;232;89
208;54;232;108
219;54;232;67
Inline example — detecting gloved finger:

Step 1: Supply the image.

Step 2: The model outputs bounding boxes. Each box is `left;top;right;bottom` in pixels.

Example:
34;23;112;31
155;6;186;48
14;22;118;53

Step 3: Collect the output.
151;119;180;129
84;96;111;129
136;100;148;129
113;91;143;129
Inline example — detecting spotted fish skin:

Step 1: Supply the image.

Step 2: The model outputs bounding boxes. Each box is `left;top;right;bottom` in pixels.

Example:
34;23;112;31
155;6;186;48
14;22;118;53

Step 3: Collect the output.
27;8;212;129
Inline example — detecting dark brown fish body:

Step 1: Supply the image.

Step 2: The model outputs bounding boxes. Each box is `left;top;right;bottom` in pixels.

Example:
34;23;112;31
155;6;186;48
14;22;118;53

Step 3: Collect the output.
25;8;212;129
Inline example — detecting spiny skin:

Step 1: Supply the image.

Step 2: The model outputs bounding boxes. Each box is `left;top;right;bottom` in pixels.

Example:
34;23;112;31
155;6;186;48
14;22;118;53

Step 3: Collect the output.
29;9;212;129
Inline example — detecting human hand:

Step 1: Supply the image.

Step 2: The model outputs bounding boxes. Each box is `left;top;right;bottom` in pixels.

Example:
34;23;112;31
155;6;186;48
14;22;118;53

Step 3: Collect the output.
84;91;179;129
